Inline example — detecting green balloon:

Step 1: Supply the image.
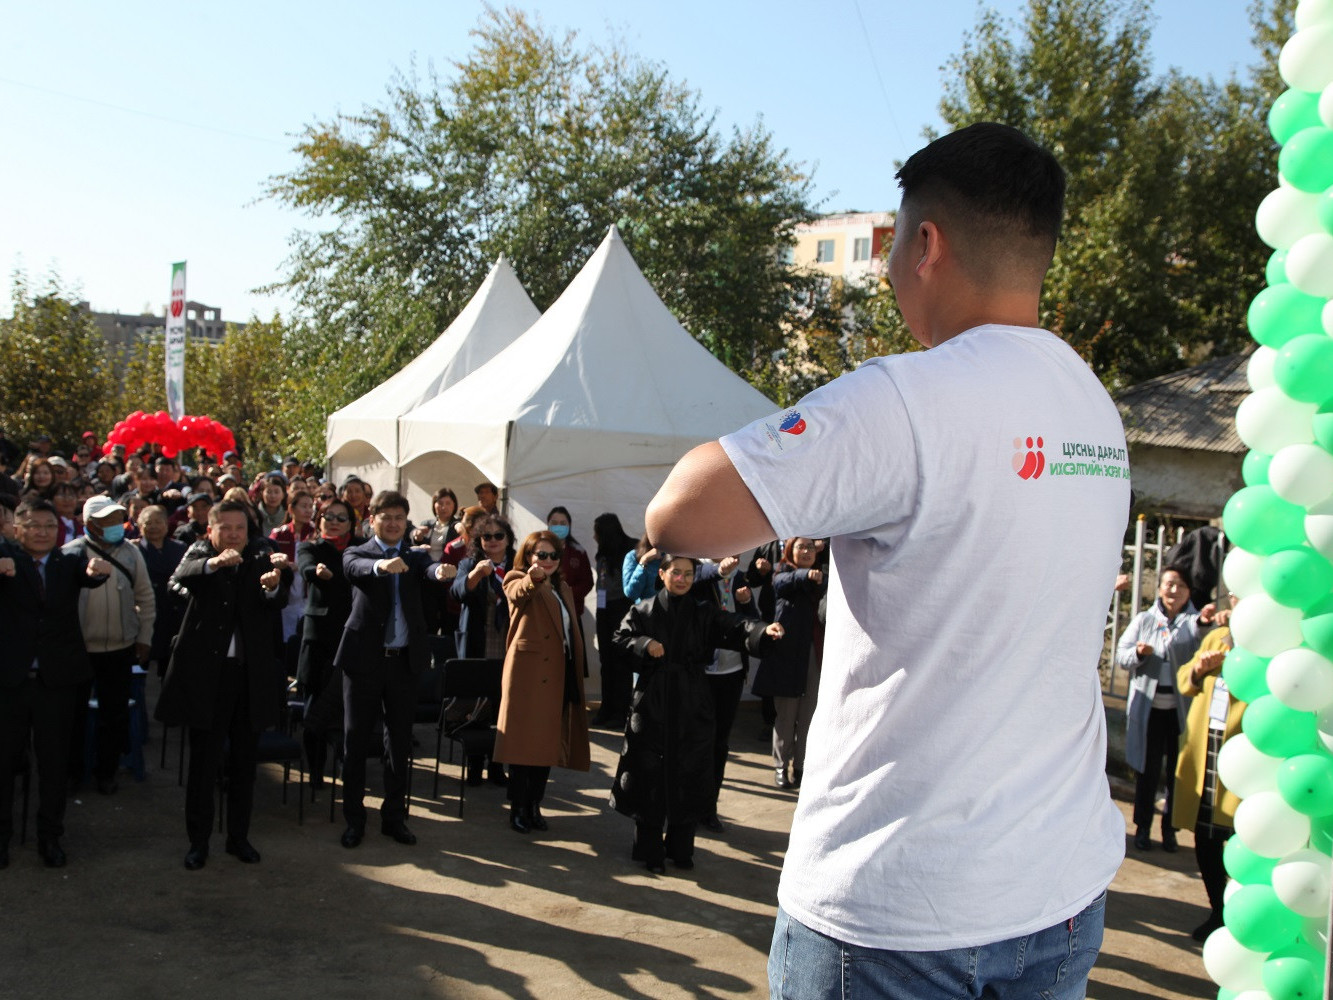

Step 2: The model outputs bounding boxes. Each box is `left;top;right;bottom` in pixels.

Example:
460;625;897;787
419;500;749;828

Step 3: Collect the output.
1223;485;1309;555
1315;402;1333;453
1248;285;1327;348
1270;88;1324;145
1222;645;1272;703
1265;953;1322;1000
1243;451;1273;486
1243;694;1318;757
1278;753;1333;815
1275;334;1333;405
1224;835;1280;883
1268;248;1291;285
1321;188;1333;238
1280;126;1333;193
1262;547;1333;609
1311;813;1333;854
1301;596;1333;660
1225;883;1304;952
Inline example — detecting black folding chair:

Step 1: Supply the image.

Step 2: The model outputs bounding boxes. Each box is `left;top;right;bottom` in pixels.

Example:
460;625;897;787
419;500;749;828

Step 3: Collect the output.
437;658;504;816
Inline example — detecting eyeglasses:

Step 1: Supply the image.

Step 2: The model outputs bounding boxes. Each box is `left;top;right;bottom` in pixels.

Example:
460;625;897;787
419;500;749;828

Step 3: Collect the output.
666;570;695;580
322;513;349;523
480;532;507;542
534;550;559;561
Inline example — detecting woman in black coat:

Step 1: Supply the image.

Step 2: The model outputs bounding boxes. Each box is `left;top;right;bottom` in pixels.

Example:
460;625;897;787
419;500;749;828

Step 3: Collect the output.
591;512;636;728
134;505;187;678
611;555;783;873
750;537;826;790
295;499;355;785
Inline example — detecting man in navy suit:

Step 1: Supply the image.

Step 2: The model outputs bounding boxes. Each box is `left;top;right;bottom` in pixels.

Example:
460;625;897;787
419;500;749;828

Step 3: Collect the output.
0;499;111;869
335;490;457;849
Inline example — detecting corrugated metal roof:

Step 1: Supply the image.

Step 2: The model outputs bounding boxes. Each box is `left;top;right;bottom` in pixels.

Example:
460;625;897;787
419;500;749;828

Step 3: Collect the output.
1114;348;1253;454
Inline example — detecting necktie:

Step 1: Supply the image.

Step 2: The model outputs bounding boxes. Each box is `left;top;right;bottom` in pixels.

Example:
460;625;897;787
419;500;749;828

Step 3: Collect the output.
384;547;400;646
32;556;45;601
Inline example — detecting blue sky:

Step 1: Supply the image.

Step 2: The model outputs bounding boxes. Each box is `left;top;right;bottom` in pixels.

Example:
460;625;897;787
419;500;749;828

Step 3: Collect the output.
0;1;1260;321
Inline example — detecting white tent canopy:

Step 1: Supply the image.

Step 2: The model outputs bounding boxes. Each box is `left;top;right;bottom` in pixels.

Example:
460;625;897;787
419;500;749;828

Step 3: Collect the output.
398;226;777;543
325;255;540;492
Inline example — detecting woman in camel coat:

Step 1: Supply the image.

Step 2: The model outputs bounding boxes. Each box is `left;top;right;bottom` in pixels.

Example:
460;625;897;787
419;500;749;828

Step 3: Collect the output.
494;529;591;834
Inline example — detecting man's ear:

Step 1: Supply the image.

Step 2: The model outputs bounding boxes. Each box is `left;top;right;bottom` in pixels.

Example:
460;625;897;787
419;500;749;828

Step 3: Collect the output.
915;219;946;276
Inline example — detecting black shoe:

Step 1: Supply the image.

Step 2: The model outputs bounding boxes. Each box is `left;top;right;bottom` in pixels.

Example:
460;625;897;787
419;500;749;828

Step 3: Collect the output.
672;856;695;870
645;860;666;874
224;838;261;863
37;838;66;868
489;767;508;787
775;768;793;790
381;820;417;846
1133;827;1151;851
340;825;364;849
1192;911;1224;942
1162;828;1179;853
183;843;209;870
509;807;531;834
96;778;119;796
465;765;484;787
529;806;548;832
791;770;803;789
701;814;725;833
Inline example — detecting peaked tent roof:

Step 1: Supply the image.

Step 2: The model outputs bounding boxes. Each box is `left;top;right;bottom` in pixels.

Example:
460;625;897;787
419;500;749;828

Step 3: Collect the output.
398;226;776;486
325;255;540;466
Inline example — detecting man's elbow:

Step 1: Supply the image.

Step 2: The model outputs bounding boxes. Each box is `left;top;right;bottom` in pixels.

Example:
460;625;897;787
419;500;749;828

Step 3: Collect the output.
645;491;690;554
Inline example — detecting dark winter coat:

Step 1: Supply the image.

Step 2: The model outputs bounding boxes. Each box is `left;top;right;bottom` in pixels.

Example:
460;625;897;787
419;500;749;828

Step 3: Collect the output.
750;567;825;698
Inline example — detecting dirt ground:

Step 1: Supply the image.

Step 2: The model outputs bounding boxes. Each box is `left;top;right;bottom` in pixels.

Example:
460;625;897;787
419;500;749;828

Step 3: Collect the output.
3;696;1220;1000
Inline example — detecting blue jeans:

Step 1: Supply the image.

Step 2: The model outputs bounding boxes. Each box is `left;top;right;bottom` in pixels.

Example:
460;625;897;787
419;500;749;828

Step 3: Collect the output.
768;891;1106;1000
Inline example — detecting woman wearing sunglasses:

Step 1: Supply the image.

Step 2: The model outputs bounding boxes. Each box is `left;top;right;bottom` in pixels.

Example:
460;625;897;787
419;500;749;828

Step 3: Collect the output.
295;498;356;785
493;530;591;833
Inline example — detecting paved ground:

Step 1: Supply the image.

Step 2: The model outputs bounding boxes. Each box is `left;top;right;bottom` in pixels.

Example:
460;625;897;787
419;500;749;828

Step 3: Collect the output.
4;696;1219;1000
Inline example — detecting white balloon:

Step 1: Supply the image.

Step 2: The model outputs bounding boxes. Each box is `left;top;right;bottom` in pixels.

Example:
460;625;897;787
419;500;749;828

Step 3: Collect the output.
1307;495;1333;561
1202;926;1266;991
1318;701;1333;753
1270;646;1333;711
1282;25;1333;92
1249;345;1279;391
1218;734;1283;797
1257;186;1326;250
1235;388;1317;455
1304;912;1331;950
1299;0;1333;30
1288;232;1333;297
1234;992;1274;1000
1273;848;1333;917
1323;81;1333;129
1230;594;1306;656
1324;298;1333;336
1224;878;1242;904
1224;547;1268;598
1235;790;1314;857
1269;443;1333;506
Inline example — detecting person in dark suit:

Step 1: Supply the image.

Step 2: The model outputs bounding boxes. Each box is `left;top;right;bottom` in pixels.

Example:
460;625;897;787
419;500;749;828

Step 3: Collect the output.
295;498;356;786
0;499;112;869
335;490;457;849
154;499;291;871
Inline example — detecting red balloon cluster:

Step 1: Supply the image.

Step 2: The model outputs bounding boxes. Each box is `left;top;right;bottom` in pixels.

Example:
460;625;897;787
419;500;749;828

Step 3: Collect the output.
104;411;237;462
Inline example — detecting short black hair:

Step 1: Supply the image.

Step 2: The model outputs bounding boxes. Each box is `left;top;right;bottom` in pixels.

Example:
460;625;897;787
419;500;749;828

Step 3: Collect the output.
209;499;251;525
368;490;410;517
895;123;1064;284
16;498;57;520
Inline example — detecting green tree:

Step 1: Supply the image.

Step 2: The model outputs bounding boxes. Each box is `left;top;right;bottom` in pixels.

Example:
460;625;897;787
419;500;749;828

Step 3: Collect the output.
265;6;823;448
0;271;116;453
939;0;1281;389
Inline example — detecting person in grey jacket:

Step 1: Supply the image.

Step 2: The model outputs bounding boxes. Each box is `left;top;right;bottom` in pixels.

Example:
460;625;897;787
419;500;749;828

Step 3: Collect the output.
1115;563;1215;852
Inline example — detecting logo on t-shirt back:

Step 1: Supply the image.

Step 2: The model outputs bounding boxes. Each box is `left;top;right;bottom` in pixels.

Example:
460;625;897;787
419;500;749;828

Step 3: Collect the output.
1013;435;1045;480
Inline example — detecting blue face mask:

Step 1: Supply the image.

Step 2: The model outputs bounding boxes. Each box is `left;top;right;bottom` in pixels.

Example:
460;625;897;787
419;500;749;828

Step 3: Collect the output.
548;523;570;540
100;524;125;545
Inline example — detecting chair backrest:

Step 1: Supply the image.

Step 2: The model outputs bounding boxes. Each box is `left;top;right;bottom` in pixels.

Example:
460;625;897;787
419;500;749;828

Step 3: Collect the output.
441;658;503;702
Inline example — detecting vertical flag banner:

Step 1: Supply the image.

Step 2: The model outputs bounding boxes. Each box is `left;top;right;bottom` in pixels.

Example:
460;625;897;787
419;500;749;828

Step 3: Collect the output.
165;261;187;421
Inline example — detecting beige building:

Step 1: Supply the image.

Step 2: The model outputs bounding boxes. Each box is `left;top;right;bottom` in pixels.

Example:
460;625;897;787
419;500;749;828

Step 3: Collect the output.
790;211;894;281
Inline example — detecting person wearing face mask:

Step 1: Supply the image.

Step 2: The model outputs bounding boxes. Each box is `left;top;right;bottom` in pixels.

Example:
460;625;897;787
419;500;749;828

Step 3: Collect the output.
545;507;593;611
1116;563;1216;852
62;496;156;794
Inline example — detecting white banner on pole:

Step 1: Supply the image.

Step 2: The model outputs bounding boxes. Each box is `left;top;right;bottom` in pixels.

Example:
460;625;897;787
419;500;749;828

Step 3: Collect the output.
165;260;187;421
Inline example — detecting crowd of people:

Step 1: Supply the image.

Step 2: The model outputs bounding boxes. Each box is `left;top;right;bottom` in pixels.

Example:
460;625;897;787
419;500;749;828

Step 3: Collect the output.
0;429;814;875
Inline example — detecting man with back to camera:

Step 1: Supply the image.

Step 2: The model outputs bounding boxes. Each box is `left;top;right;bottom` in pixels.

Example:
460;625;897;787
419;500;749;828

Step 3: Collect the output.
644;124;1130;999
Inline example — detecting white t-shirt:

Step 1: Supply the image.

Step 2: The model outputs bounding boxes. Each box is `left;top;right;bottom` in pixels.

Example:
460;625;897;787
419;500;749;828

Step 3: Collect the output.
721;325;1129;951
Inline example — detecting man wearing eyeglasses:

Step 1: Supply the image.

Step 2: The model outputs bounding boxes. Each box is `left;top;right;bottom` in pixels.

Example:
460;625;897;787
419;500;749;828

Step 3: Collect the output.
335;490;458;850
0;499;112;870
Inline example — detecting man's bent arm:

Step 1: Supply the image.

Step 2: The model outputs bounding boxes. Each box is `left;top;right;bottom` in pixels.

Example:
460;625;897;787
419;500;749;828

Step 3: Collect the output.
646;442;777;556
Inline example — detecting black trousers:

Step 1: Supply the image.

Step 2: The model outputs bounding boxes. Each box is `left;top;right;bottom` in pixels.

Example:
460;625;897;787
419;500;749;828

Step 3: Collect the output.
0;676;75;844
706;670;746;807
1195;817;1231;914
341;654;415;830
185;659;259;846
1133;706;1181;831
634;819;697;866
72;645;136;783
507;764;551;808
596;598;632;719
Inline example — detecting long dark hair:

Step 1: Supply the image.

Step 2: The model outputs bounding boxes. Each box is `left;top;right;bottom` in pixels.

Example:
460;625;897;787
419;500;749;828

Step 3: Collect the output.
467;514;516;568
594;512;636;568
545;505;580;548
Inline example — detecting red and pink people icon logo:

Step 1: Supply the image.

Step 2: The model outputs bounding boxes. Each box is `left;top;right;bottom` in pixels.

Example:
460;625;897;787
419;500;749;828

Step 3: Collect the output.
1013;435;1045;479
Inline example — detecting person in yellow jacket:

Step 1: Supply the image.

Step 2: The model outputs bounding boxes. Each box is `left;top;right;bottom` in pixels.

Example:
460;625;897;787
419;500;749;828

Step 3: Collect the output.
1171;600;1244;942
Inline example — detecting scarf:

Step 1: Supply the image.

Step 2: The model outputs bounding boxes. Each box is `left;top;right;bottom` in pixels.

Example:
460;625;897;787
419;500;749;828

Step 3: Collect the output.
322;532;352;552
